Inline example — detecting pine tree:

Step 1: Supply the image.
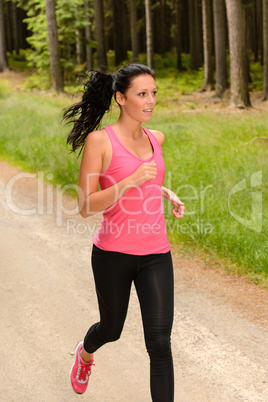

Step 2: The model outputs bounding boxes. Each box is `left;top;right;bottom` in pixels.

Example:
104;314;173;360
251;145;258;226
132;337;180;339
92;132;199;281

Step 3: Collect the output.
263;0;268;100
200;0;214;91
0;0;9;71
213;0;228;97
145;0;154;69
225;0;251;107
45;0;64;91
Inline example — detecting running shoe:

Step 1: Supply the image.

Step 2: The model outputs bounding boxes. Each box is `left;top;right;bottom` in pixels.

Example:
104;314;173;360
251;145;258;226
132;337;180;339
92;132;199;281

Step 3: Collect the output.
70;341;94;394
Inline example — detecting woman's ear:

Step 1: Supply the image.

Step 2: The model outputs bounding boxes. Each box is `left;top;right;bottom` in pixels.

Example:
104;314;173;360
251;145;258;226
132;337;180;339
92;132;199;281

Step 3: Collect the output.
115;91;125;106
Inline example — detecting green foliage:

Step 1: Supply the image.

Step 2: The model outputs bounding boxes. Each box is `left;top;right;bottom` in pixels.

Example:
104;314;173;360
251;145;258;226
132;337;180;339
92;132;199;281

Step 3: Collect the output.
250;60;263;91
22;73;51;90
18;0;92;84
6;49;29;71
23;0;49;70
56;0;90;77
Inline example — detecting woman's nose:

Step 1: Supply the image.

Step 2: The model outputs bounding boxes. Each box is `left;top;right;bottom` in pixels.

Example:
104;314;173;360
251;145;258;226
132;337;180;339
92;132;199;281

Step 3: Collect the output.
147;94;155;104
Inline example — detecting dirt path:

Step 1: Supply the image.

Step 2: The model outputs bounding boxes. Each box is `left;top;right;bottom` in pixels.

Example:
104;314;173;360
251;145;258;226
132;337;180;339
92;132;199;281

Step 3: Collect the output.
0;160;267;402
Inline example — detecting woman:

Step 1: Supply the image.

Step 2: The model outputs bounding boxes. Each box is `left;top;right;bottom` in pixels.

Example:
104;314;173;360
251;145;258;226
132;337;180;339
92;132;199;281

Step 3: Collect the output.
63;64;185;401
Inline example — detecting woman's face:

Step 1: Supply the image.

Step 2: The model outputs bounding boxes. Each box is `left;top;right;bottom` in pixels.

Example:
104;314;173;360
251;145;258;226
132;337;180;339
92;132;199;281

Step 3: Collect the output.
117;74;157;123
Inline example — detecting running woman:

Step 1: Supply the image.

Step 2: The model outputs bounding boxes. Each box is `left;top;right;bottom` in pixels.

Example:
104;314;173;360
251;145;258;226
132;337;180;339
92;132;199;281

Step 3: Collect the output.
63;64;185;402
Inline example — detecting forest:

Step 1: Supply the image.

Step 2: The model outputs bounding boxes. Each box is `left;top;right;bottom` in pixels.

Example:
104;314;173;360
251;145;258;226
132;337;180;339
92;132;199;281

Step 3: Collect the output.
0;0;268;108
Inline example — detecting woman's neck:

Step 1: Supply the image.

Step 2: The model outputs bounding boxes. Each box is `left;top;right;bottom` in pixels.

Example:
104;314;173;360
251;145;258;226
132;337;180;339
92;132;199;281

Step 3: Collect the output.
114;115;143;139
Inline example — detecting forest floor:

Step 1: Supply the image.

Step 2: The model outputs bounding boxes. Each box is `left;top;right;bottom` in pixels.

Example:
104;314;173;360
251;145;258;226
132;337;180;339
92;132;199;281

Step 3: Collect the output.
2;70;268;113
174;89;268;113
0;158;268;402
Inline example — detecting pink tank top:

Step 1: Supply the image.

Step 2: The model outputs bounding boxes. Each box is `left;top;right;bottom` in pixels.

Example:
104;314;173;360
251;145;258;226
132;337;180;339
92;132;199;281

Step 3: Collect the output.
92;125;170;255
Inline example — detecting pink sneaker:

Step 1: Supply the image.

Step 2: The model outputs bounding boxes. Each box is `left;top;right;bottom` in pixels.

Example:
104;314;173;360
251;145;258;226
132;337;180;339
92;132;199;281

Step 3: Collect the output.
70;341;94;394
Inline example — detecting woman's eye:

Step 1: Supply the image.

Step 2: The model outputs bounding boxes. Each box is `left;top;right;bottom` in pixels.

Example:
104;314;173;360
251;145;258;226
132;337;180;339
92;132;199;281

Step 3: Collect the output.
152;91;157;96
139;93;145;97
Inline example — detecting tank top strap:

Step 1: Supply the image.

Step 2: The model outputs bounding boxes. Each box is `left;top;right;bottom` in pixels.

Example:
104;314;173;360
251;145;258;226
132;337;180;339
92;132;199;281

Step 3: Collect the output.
142;126;162;153
104;125;120;148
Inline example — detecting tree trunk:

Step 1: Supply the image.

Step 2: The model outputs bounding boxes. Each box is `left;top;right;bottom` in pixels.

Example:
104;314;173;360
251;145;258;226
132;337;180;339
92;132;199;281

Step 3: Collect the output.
263;0;268;100
181;0;189;53
139;2;146;53
200;0;214;91
17;8;28;51
93;0;107;72
213;0;227;97
165;1;172;52
252;0;258;62
159;0;166;56
121;0;128;62
0;0;9;71
145;0;154;69
85;0;93;71
175;0;183;71
45;0;64;92
257;0;263;64
225;0;251;108
189;0;202;70
243;5;251;85
11;1;19;55
5;1;12;53
113;0;127;66
128;0;139;62
76;29;84;65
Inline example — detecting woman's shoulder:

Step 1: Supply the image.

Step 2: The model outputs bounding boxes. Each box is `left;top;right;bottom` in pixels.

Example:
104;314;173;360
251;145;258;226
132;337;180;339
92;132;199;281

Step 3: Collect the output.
84;128;109;147
83;128;110;157
148;129;165;147
85;128;107;142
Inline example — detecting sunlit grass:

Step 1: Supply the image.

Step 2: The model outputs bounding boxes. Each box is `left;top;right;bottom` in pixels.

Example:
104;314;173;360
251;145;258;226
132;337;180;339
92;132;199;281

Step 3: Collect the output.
146;111;268;282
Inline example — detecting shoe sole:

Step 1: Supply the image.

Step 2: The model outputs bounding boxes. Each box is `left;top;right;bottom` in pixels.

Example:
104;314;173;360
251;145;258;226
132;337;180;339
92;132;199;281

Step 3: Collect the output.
69;341;84;395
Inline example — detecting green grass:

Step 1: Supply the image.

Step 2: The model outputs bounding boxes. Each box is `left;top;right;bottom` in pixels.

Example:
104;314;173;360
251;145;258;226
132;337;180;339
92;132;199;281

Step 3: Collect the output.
7;50;29;71
0;79;267;285
0;84;78;188
147;111;268;284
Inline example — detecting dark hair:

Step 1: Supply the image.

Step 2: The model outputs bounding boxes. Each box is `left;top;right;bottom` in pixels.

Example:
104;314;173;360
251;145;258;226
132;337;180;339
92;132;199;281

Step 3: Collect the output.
63;64;155;154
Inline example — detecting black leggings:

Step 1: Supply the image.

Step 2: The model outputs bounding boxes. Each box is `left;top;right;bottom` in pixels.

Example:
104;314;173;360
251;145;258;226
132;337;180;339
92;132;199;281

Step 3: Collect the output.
84;245;174;402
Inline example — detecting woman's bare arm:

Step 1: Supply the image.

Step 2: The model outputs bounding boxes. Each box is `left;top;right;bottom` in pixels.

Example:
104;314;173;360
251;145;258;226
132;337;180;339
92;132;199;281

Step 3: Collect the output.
150;130;185;219
78;131;157;218
162;186;185;219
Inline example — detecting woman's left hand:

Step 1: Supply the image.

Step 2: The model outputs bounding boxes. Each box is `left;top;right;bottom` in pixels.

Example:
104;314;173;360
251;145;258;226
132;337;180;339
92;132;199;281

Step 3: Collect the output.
170;193;185;219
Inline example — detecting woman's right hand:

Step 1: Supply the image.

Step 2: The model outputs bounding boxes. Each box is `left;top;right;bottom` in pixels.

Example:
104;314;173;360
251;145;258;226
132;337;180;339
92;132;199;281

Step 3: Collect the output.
127;161;157;187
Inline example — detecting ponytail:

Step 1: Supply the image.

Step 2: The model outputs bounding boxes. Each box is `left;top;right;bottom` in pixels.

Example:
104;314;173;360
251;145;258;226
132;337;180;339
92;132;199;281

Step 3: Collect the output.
63;71;114;155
